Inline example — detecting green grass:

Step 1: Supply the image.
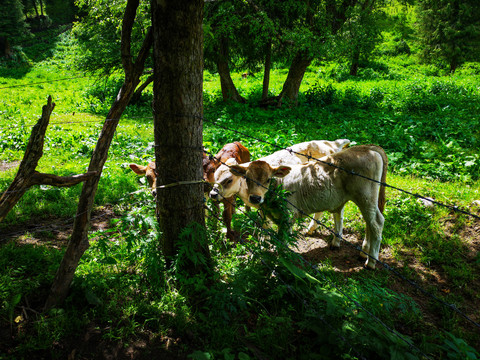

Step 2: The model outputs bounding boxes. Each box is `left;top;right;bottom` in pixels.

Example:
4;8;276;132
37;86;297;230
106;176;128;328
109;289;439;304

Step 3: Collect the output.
1;27;480;359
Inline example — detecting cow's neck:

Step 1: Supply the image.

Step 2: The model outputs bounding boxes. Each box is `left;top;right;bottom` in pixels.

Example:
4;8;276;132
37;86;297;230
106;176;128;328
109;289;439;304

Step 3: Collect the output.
238;177;254;207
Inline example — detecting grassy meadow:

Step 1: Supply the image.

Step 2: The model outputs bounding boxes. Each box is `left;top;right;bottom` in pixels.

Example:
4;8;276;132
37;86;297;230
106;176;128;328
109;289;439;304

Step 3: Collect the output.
1;26;480;359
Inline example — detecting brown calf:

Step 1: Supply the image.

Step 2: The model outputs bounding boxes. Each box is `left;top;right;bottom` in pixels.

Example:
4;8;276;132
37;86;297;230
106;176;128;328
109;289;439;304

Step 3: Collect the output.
203;142;250;241
130;141;250;241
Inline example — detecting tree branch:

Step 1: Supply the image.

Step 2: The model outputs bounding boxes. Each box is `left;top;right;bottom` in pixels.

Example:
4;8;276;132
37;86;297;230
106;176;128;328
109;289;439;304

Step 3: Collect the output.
121;0;140;74
30;171;98;187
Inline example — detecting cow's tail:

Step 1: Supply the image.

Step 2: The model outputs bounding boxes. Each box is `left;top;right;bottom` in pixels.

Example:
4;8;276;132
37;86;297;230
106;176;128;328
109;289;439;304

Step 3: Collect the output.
373;146;388;214
364;145;388;213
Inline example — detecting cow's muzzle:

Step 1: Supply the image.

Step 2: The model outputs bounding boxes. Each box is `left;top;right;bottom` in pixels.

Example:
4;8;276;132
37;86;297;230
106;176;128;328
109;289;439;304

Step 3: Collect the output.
249;195;263;205
209;187;221;201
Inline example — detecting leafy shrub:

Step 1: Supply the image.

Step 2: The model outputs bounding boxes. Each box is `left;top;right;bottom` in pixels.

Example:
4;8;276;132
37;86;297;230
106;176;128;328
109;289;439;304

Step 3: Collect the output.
456;62;480;76
305;82;337;105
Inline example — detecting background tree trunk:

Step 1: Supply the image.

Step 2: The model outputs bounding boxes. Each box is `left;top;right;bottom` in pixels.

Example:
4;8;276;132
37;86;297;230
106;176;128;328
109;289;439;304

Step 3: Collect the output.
276;51;312;106
350;49;360;76
216;36;246;103
262;40;272;101
151;0;211;275
0;37;12;58
33;0;40;17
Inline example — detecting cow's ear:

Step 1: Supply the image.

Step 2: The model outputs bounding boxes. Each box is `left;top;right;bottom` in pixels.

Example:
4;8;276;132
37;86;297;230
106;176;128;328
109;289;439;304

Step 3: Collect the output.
225;158;238;166
229;164;247;176
335;138;350;150
273;166;291;178
129;163;147;175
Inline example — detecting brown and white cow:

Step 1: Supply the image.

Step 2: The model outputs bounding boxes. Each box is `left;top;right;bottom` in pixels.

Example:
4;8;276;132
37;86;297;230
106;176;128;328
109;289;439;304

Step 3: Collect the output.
226;145;388;269
130;141;250;241
203;142;250;184
209;139;350;234
129;161;157;195
202;142;250;241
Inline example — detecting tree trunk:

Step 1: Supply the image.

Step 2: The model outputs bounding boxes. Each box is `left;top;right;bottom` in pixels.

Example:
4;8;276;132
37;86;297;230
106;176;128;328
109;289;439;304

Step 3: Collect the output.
44;0;153;311
262;40;272;101
276;51;312;107
151;0;211;276
216;36;246;103
350;49;360;76
0;37;12;58
33;0;40;17
450;58;458;73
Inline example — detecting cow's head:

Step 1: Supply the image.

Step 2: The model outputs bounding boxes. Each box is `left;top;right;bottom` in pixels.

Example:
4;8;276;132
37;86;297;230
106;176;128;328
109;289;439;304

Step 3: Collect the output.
209;158;244;201
130;162;157;196
228;160;291;206
203;151;219;184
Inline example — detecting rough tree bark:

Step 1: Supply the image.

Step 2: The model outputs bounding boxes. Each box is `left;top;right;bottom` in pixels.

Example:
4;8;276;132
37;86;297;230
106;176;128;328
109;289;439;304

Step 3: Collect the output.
151;0;211;275
44;0;153;311
0;96;96;223
216;36;246;103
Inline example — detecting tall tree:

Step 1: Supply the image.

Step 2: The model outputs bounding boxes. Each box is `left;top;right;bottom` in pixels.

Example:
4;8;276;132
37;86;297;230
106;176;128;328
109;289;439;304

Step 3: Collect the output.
337;0;384;76
417;0;480;73
273;0;356;106
204;0;249;103
0;0;30;46
151;0;212;278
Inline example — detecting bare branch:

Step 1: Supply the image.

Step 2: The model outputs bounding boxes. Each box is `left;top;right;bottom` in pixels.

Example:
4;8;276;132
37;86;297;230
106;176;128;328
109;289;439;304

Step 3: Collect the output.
121;0;141;74
30;171;98;187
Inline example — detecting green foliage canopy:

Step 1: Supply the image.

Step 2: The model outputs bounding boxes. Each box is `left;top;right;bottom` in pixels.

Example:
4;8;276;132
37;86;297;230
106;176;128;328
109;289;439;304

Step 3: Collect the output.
416;0;480;72
72;0;151;77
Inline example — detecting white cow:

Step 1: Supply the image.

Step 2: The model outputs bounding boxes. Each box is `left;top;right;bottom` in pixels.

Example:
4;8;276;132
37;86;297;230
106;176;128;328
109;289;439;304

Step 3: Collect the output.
227;145;388;269
209;139;350;234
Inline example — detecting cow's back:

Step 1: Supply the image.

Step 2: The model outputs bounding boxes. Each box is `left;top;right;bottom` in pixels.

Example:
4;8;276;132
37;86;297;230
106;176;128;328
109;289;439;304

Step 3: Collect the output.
277;145;387;216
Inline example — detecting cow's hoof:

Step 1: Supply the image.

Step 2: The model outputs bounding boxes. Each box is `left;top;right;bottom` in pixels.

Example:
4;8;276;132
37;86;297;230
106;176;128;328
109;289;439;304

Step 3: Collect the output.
329;244;340;251
363;262;375;270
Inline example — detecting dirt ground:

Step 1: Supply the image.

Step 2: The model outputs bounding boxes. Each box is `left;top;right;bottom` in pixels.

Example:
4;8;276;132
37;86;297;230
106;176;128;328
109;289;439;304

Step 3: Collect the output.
295;223;480;351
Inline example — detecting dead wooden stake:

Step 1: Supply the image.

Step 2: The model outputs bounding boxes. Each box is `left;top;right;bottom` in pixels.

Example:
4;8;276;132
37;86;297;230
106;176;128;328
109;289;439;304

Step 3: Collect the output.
0;96;97;223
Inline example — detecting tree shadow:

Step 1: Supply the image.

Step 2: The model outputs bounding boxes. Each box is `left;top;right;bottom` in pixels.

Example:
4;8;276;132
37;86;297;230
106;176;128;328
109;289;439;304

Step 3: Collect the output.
0;26;69;80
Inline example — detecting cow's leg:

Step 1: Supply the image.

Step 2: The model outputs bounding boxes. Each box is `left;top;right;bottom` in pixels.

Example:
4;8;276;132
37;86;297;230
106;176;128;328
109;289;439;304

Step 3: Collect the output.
330;206;344;249
212;199;221;223
223;197;239;242
360;226;369;259
306;212;323;235
360;206;384;270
